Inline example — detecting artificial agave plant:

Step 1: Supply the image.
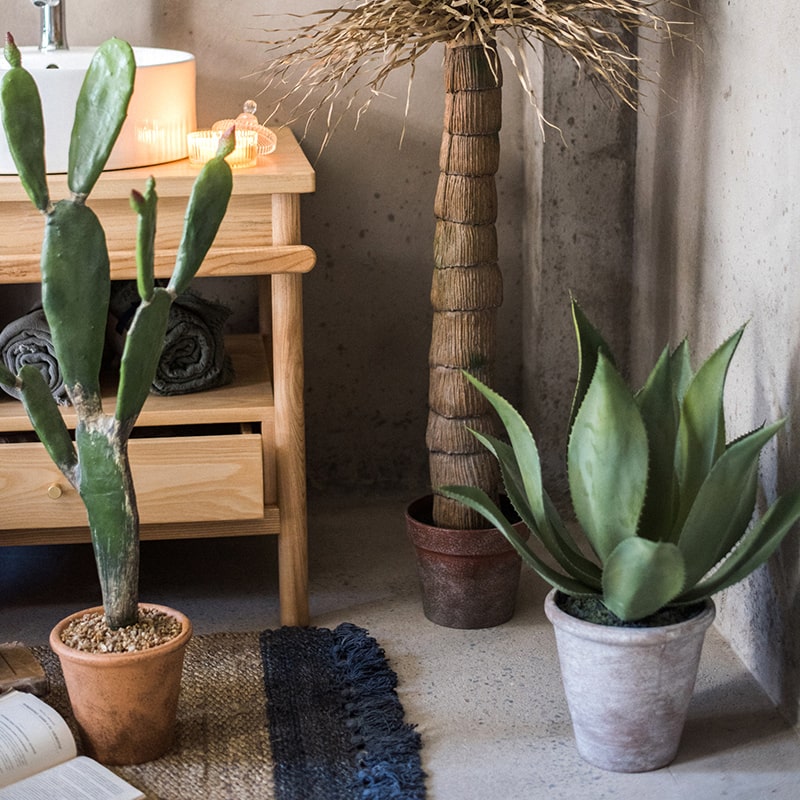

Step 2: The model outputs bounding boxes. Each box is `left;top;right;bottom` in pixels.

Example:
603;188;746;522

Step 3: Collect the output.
441;300;800;622
259;1;689;530
0;35;233;629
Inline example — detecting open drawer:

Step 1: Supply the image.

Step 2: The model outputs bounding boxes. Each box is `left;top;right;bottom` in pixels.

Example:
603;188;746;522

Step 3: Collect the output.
0;433;264;530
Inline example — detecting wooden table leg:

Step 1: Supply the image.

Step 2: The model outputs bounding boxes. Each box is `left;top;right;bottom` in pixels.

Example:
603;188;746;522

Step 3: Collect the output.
271;193;310;626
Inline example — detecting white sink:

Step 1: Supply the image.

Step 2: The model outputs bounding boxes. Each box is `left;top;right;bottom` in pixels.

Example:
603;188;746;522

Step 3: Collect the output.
0;46;196;175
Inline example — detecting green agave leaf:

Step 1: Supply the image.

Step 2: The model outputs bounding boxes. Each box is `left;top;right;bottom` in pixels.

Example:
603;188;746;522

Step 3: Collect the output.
471;430;601;588
635;345;679;541
463;373;601;588
541;490;602;588
602;537;686;621
569;299;616;434
438;484;598;597
678;489;800;603
670;340;693;405
677;420;783;588
568;353;648;562
68;38;135;197
462;372;547;523
674;326;745;535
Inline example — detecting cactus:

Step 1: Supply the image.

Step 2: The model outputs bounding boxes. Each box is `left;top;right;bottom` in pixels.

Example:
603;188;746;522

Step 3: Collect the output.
0;35;234;629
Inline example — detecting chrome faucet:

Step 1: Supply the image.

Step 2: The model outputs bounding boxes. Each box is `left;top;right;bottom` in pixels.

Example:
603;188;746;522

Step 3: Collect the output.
32;0;68;52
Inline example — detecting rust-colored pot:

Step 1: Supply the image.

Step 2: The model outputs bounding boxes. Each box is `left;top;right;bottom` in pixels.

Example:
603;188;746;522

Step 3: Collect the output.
406;495;525;629
49;603;192;765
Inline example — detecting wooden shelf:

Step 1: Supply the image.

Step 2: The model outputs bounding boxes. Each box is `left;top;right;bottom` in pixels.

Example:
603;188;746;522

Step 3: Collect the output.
0;128;315;625
0;334;274;432
0;129;317;281
0;508;282;547
0;127;315;202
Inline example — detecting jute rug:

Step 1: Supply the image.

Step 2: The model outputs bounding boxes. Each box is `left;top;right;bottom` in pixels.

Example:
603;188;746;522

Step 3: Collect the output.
35;623;426;799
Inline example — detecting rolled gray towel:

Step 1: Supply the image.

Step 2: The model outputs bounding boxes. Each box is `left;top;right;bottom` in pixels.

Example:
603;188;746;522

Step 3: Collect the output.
153;291;234;395
0;308;69;404
110;283;234;396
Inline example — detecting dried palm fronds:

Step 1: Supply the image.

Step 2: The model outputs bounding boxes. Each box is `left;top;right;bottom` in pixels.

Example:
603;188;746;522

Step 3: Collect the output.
257;1;692;137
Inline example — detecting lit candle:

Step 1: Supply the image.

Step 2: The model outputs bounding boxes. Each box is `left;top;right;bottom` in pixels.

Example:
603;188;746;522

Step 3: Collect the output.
187;129;258;168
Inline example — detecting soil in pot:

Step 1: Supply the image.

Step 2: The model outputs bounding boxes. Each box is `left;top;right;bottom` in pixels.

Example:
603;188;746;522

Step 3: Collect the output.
50;604;192;766
406;494;526;629
557;593;708;628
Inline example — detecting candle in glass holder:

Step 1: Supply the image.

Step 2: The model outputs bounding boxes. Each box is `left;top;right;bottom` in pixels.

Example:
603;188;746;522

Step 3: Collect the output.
187;129;258;168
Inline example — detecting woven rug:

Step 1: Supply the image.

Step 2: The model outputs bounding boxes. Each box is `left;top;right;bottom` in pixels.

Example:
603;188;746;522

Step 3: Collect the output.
35;623;425;800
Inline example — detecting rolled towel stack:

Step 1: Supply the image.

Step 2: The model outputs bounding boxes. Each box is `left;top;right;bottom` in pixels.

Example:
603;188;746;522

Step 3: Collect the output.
0;307;69;404
110;283;234;396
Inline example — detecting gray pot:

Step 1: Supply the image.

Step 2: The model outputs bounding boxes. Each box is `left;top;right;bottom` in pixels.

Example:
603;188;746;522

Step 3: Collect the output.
544;589;716;772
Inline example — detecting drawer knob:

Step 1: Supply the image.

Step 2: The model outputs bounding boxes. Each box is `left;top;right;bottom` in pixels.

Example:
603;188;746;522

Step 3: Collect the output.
47;483;63;499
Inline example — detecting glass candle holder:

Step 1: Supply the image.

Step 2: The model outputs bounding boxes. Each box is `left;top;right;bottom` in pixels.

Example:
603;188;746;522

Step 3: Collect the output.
186;129;258;168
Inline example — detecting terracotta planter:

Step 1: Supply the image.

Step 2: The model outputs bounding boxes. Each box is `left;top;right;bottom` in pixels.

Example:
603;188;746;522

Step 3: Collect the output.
49;603;192;765
544;589;715;772
406;494;525;629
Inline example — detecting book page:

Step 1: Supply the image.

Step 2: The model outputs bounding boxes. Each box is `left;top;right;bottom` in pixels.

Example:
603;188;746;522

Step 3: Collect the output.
0;690;76;788
0;756;144;800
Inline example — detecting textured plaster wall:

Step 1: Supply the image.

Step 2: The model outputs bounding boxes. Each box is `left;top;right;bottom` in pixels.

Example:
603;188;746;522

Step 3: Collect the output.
634;1;800;725
1;0;526;497
522;44;637;501
6;0;797;730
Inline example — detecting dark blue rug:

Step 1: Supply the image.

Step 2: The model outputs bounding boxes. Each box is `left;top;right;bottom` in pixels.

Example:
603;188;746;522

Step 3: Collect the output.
260;623;426;800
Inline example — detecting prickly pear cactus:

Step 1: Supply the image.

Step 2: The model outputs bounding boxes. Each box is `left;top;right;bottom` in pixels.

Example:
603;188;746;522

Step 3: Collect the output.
0;34;234;628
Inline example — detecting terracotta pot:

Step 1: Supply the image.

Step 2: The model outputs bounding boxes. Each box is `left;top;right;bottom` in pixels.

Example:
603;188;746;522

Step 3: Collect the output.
49;603;192;765
406;494;525;629
544;589;715;772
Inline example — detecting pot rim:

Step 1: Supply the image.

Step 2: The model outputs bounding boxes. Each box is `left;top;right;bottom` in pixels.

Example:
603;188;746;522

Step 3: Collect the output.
544;588;716;646
49;603;192;664
406;493;528;553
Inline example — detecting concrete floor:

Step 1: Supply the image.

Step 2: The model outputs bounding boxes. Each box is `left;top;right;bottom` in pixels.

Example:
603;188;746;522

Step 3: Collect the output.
2;493;799;799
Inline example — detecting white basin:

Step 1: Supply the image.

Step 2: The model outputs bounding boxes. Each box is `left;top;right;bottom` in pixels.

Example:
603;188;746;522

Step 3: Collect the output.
0;46;196;174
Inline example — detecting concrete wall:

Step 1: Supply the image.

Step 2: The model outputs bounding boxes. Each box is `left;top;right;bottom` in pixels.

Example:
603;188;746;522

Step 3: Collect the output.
522;44;637;501
12;1;794;724
634;0;800;725
2;0;529;498
4;2;637;503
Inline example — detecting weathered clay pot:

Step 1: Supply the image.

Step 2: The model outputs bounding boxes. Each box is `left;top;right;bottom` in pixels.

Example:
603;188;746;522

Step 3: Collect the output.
544;589;715;772
49;603;192;765
406;494;525;629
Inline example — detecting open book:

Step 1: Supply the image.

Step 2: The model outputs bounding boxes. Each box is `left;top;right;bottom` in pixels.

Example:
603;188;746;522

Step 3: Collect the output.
0;690;144;799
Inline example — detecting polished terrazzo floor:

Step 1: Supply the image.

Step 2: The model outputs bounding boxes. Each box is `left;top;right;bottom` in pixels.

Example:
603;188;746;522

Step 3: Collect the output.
1;493;799;799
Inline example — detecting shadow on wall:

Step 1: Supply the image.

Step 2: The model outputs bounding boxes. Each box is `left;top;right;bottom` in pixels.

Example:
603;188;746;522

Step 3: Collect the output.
645;11;716;351
772;340;800;725
771;533;800;726
635;1;800;729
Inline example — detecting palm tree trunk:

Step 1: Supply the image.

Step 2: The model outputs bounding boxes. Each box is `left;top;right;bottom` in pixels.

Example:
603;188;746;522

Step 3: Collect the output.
428;36;503;529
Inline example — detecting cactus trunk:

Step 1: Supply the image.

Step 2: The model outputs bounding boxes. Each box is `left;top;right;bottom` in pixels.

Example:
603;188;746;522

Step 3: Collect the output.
78;425;139;628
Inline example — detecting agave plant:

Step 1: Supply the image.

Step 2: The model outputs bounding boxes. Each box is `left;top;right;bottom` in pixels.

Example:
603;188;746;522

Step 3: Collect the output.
441;300;800;621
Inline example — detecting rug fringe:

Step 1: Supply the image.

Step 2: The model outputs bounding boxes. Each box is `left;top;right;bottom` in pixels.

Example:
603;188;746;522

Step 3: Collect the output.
332;623;426;800
261;623;426;800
